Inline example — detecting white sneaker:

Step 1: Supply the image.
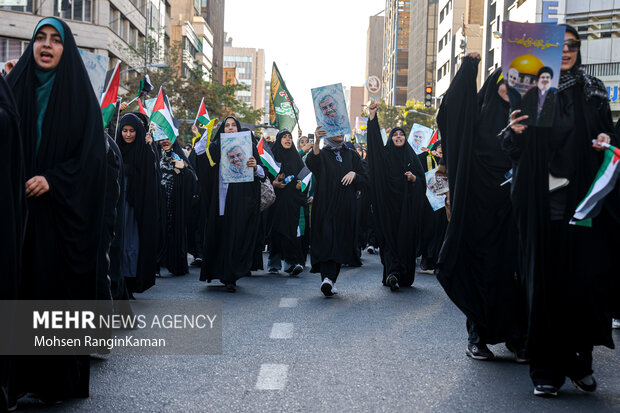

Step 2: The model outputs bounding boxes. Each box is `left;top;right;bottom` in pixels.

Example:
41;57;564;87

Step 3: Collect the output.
321;278;334;297
613;319;620;329
331;285;339;295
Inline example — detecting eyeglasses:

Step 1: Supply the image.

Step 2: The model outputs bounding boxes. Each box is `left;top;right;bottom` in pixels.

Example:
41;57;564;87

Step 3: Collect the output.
564;39;581;52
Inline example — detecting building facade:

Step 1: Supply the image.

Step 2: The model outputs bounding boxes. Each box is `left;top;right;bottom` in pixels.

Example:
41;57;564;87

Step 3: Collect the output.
223;37;265;119
382;0;410;106
0;0;171;88
171;0;214;80
201;0;225;84
364;15;385;104
407;0;438;103
344;86;365;133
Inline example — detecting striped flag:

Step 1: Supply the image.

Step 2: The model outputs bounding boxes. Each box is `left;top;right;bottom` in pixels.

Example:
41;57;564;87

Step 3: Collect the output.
136;74;153;97
257;137;281;177
298;165;312;192
571;143;620;226
428;129;438;148
194;97;210;126
100;61;120;128
150;87;178;143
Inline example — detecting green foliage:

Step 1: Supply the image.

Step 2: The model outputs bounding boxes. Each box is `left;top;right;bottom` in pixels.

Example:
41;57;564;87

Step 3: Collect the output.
361;99;437;136
118;36;263;144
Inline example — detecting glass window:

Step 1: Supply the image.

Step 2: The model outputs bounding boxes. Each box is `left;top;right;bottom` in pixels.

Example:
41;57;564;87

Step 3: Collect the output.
55;0;92;22
1;0;33;13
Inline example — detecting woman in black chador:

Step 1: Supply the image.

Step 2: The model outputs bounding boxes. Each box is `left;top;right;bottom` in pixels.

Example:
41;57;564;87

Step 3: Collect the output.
199;117;264;292
268;130;310;276
366;103;425;290
7;17;106;404
436;54;525;362
502;25;619;397
116;113;160;294
417;141;448;274
306;127;368;297
158;137;196;276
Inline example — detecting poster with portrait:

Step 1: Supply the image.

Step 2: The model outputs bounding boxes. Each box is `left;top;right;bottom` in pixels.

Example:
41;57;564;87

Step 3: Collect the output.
311;83;351;138
220;131;253;183
501;21;564;127
354;116;368;145
425;168;446;211
78;48;109;100
408;123;434;154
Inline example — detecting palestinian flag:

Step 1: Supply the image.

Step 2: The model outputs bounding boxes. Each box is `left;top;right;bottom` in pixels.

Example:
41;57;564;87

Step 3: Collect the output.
298;166;312;192
257;137;280;177
138;98;148;116
150;87;178;143
136;74;153;97
194;98;210;126
100;61;120;128
428;129;439;148
571;143;620;226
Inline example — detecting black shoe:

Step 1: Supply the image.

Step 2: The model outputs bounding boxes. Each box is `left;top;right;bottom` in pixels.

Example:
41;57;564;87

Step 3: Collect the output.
466;343;495;360
386;274;399;291
225;283;236;293
268;268;279;274
533;385;558;397
572;375;597;393
290;264;303;277
506;343;529;364
321;279;334;297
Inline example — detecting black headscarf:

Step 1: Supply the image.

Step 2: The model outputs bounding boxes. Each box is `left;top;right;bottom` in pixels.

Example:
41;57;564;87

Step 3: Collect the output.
271;129;305;177
7;17;106;280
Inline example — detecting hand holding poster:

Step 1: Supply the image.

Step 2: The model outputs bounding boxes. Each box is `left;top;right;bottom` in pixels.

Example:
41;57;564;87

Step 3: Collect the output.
220;131;254;183
501;21;564;127
408;124;434;154
311;83;351;138
425;168;446;211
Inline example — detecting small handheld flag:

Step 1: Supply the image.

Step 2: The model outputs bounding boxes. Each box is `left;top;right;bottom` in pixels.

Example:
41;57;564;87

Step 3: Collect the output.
194;98;210;126
257;137;281;177
150;87;179;143
100;61;120;128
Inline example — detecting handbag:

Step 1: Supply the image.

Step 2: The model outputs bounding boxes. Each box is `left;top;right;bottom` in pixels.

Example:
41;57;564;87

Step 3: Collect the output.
260;178;276;211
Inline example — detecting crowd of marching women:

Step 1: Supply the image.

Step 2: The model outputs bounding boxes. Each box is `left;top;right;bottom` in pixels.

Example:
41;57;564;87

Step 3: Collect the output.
1;17;619;410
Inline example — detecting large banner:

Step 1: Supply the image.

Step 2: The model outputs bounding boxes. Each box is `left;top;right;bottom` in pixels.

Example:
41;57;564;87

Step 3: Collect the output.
501;21;564;127
269;63;299;132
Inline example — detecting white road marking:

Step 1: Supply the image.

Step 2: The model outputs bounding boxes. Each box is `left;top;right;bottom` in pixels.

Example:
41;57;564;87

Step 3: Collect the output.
279;298;298;308
256;364;289;390
270;322;294;339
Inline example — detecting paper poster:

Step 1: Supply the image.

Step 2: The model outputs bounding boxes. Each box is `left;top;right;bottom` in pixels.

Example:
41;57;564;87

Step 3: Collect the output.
220;131;253;183
78;48;109;100
501;21;564;127
311;83;351;138
152;124;168;142
144;98;156;117
408;123;434;154
425;168;446;211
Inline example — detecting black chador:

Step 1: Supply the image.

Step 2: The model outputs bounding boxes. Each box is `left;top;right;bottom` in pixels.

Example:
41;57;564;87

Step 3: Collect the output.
366;116;425;290
158;140;196;275
306;137;368;296
268;130;309;272
436;57;524;357
416;144;448;273
7;17;106;401
115;113;160;294
199;117;263;291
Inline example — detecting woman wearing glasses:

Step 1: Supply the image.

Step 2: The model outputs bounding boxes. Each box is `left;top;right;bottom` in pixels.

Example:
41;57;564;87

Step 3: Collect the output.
503;25;619;397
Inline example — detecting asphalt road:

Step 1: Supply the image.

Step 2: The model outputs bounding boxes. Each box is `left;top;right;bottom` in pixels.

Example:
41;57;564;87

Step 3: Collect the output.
17;252;620;412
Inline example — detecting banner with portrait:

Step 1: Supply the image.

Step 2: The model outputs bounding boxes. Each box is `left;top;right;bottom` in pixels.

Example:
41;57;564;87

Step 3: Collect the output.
311;83;351;138
501;21;564;127
407;123;434;155
220;131;254;183
425;167;446;211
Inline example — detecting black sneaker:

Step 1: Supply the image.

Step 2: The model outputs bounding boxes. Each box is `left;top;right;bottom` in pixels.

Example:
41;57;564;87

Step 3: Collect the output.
268;268;279;274
533;384;558;397
321;279;334;297
466;343;495;360
290;264;303;277
386;274;399;291
572;375;597;393
190;257;203;267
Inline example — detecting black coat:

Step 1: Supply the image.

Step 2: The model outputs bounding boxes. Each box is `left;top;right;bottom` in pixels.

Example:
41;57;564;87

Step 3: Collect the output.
306;145;368;268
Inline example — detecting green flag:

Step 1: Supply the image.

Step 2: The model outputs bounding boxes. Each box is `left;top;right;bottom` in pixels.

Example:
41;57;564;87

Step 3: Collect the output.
269;62;299;131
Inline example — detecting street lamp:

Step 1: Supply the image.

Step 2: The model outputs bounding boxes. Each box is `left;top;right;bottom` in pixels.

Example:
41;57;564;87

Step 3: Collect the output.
121;63;167;73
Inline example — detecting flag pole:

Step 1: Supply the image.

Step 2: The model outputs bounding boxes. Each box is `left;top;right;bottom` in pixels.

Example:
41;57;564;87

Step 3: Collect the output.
126;95;140;106
113;96;123;138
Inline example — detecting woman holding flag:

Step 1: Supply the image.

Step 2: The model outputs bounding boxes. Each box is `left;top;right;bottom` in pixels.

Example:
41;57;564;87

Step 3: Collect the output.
267;130;311;276
503;25;620;397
